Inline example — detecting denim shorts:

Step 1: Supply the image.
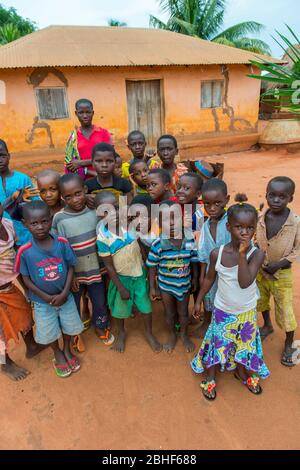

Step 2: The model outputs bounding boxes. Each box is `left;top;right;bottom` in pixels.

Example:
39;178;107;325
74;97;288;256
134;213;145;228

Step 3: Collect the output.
33;294;84;345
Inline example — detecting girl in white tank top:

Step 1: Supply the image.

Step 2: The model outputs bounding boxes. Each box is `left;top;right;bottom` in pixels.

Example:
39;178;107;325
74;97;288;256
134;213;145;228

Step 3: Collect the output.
191;196;270;401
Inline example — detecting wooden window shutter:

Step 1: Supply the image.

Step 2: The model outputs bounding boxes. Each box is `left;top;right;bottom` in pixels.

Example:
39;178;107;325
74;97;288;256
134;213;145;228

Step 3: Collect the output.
36;88;69;120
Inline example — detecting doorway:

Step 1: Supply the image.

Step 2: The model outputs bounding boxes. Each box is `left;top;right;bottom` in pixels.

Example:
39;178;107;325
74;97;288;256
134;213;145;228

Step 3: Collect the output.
126;79;164;146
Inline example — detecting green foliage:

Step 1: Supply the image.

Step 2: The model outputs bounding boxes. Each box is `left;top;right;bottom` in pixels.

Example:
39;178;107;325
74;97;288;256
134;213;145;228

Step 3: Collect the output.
107;18;127;27
150;0;271;54
249;26;300;114
0;3;36;44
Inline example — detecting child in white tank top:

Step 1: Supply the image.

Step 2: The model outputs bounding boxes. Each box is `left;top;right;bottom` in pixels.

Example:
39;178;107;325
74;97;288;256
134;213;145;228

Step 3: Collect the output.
191;196;270;401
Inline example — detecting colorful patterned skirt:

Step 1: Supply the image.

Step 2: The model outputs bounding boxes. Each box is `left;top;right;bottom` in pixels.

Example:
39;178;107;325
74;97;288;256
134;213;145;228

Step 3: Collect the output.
191;307;270;379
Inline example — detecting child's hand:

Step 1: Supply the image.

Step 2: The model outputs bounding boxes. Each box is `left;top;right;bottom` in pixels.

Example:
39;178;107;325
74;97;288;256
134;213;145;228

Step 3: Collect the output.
150;287;161;301
71;277;80;292
50;293;67;307
86;194;96;210
119;286;130;301
193;299;202;319
66;160;82;172
22;186;40;201
263;262;281;275
239;239;251;255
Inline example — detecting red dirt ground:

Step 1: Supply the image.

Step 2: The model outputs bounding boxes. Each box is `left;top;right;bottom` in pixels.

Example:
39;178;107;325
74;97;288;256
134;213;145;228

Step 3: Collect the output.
1;147;300;450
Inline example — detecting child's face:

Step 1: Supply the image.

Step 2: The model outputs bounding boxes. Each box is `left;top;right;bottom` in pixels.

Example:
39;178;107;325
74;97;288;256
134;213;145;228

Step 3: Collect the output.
147;174;169;201
160;207;181;238
37;175;61;208
131;162;149;188
176;176;201;205
96;197;119;226
60;181;86;212
228;212;257;246
129;208;151;235
24;209;52;241
93;151;115;178
75;103;94;127
202;189;229;219
157;138;178;166
0;145;10;173
113;157;122;178
266;181;293;213
127;135;146;158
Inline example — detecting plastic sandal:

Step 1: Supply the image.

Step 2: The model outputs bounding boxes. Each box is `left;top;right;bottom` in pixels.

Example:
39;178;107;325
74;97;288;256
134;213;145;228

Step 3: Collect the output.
72;335;85;353
200;380;217;401
234;372;262;395
83;318;92;332
52;359;72;378
67;356;81;373
98;329;115;346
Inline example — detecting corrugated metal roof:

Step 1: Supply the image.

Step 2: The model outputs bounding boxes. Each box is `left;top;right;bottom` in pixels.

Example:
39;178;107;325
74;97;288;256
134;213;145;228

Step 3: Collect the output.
0;25;283;69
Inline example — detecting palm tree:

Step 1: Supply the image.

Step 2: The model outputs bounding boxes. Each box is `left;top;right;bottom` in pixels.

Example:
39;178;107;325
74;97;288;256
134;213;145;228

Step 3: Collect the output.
249;26;300;114
107;19;127;27
150;0;271;55
0;23;21;45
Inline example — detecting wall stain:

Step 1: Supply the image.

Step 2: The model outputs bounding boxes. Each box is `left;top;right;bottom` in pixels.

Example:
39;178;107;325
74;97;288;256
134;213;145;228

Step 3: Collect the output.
211;108;220;132
28;67;68;88
221;65;253;131
26;116;55;148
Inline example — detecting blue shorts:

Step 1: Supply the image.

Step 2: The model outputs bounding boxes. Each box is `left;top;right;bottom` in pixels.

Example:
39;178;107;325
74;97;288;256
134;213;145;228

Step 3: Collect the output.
33;294;84;345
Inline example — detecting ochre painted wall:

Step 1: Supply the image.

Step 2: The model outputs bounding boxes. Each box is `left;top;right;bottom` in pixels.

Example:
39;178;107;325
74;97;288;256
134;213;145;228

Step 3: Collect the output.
0;64;260;154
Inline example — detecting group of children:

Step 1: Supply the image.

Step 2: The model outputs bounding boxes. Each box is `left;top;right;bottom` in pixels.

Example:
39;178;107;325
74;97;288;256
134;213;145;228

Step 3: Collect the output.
0;127;299;402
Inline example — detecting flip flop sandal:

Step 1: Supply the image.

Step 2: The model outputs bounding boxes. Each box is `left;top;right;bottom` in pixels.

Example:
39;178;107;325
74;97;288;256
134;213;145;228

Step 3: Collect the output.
52;359;72;378
234;372;262;395
82;319;92;332
200;380;217;401
281;349;297;368
72;335;85;353
98;329;115;346
67;356;81;373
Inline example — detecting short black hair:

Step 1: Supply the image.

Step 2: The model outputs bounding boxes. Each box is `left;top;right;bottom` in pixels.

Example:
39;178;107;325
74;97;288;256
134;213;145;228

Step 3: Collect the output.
22;200;50;220
0;139;9;153
227;193;257;223
114;151;122;161
129;159;147;174
148;168;171;185
267;176;295;195
94;190;118;207
59;173;84;191
180;172;203;191
130;195;154;209
92;142;115;160
127;130;146;143
37;169;60;181
157;134;178;148
75;98;93;110
202;178;228;196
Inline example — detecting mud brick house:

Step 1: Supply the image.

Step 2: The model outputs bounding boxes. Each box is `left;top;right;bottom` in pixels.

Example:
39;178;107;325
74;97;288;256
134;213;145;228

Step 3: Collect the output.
0;25;281;157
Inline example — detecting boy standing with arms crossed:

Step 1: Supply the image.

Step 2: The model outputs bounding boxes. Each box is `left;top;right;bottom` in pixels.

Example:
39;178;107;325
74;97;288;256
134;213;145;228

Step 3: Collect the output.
256;177;300;367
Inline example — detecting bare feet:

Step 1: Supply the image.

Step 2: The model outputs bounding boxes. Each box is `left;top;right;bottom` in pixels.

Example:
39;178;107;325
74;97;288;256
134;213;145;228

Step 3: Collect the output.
163;332;177;353
1;356;30;381
145;332;162;353
259;325;274;342
191;321;210;339
111;331;126;353
181;333;195;352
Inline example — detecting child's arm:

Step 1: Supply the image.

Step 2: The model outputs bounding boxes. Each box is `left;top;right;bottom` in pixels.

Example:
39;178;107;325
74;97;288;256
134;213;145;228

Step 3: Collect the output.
193;250;218;319
191;262;199;293
21;275;54;304
100;255;130;300
238;242;265;288
200;262;207;286
148;266;160;301
50;266;74;307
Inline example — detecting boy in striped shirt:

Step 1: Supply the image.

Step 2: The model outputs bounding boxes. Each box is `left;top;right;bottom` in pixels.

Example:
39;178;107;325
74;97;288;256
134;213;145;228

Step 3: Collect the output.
147;201;199;353
52;174;114;346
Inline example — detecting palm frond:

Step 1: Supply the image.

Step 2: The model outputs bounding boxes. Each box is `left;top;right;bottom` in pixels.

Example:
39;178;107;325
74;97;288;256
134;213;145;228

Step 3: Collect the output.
212;36;235;47
233;37;271;55
213;21;265;41
149;14;169;29
170;17;197;35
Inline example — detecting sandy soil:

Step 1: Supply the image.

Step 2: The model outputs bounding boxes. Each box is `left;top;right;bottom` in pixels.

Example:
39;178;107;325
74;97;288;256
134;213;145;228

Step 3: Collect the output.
1;147;300;450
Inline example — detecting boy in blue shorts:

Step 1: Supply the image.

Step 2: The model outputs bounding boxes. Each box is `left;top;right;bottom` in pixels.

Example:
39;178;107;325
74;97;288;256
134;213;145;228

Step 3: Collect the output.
96;191;161;354
15;200;83;378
